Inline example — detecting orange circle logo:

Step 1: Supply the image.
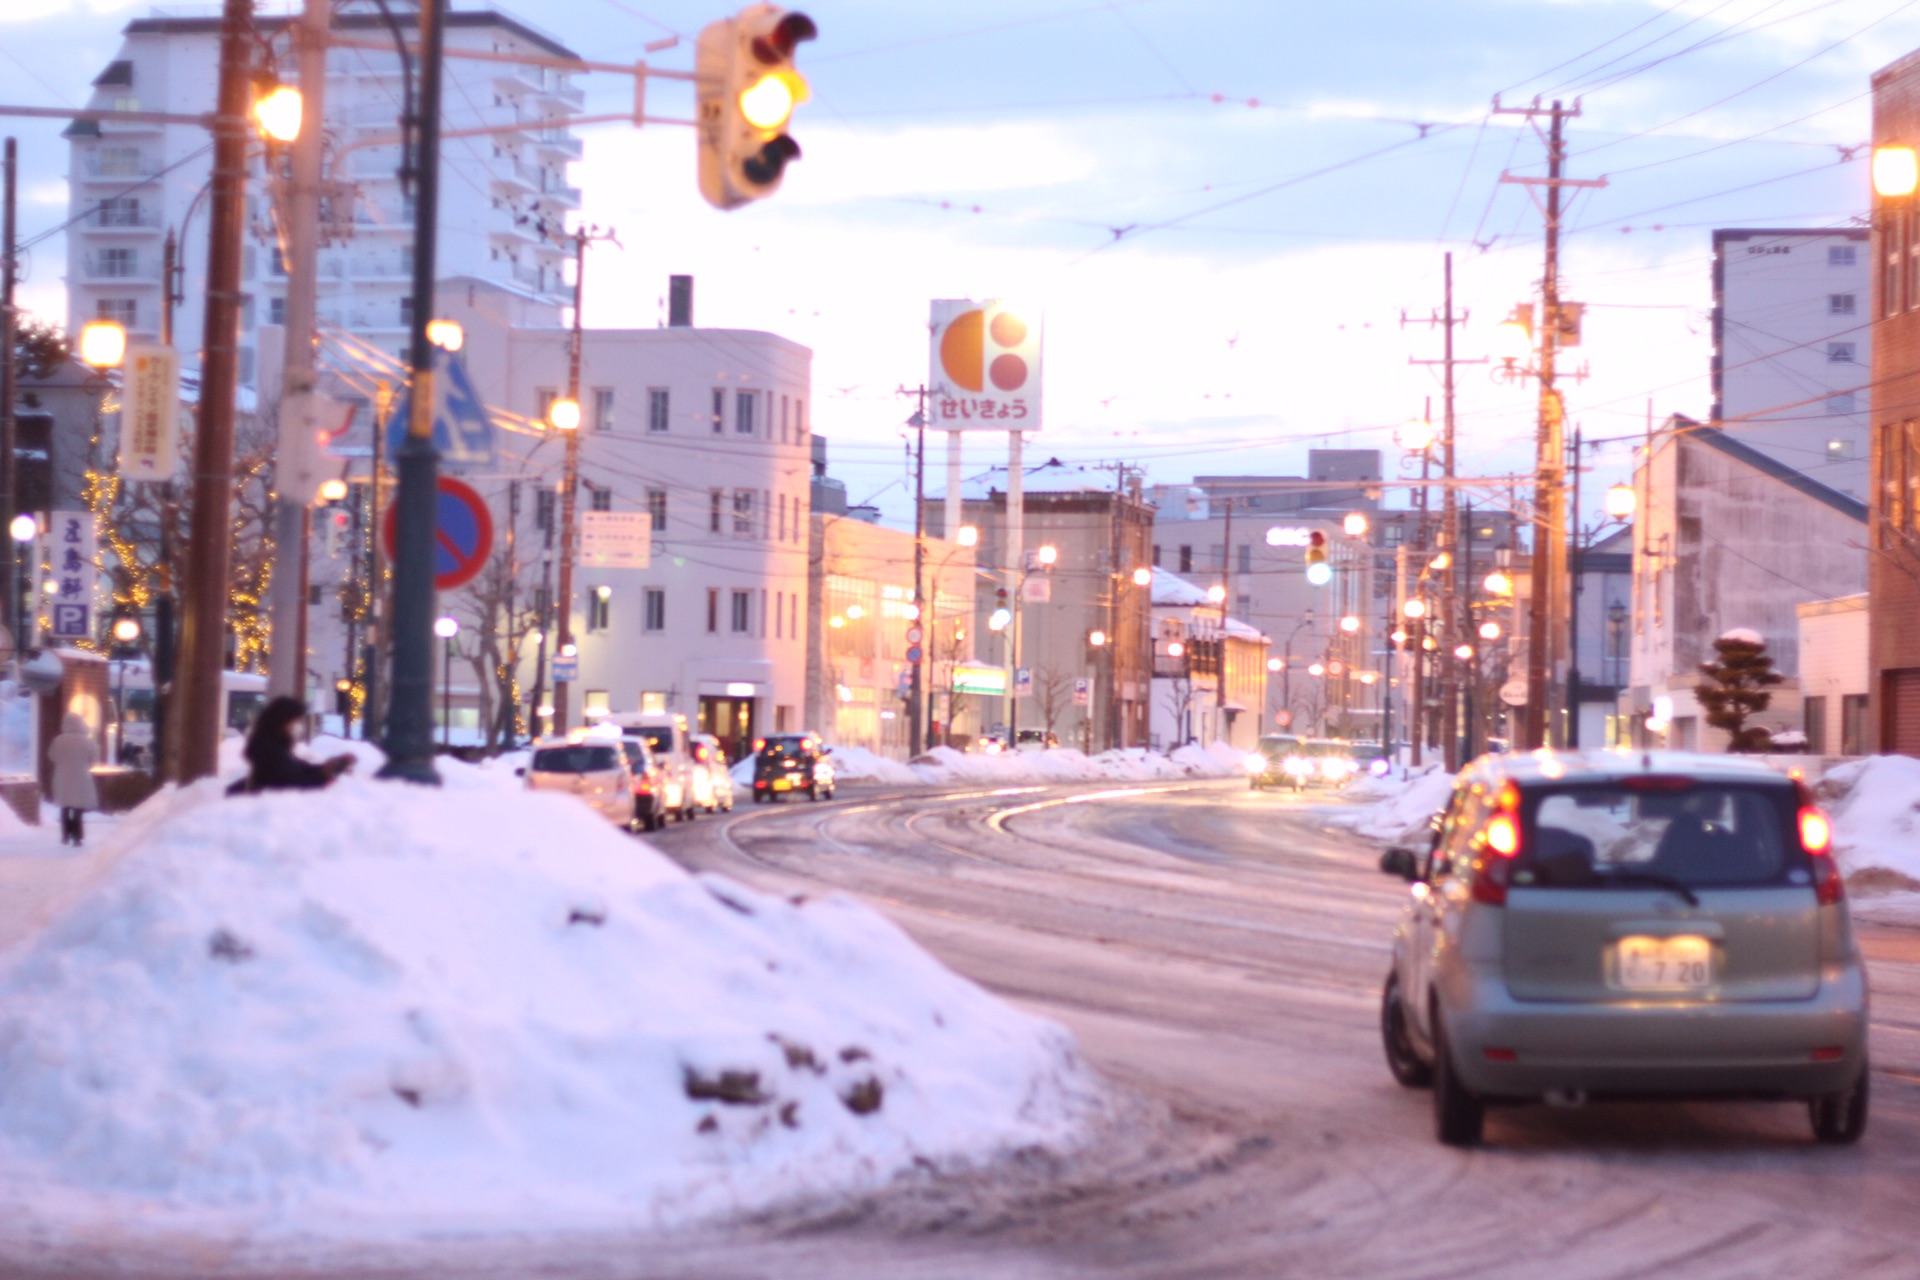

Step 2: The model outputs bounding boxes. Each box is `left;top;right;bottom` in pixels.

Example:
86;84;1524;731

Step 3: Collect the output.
939;305;1034;394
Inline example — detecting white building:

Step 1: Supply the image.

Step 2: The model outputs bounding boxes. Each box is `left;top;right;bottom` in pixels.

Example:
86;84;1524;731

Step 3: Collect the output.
303;276;813;759
1711;228;1872;499
1148;569;1269;751
1796;594;1868;756
65;3;581;385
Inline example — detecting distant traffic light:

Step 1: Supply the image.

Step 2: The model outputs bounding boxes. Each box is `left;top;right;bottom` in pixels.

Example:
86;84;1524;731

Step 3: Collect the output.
1305;530;1332;586
326;509;352;559
696;5;816;210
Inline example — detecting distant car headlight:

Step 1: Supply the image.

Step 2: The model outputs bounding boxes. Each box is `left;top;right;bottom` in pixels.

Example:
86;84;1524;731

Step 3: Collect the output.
1244;753;1266;774
1369;758;1390;777
1283;757;1313;776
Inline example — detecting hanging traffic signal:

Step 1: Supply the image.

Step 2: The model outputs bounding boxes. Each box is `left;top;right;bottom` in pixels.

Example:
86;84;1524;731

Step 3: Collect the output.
696;5;816;210
1305;530;1332;585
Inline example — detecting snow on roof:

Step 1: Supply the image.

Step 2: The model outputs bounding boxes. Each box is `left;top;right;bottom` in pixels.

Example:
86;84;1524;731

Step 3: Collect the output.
1150;568;1267;641
0;771;1099;1227
1718;627;1766;646
934;456;1118;501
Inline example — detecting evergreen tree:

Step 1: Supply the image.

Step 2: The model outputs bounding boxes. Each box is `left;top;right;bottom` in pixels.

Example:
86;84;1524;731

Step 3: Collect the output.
1694;629;1783;753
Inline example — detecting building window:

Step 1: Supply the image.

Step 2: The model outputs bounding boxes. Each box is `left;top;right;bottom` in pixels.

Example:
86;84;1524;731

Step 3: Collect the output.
644;588;666;633
646;488;667;532
709;489;723;533
98;196;142;227
1804;696;1827;756
95;298;136;327
1236;543;1251;574
1841;693;1868;756
1152;544;1161;566
583;690;610;720
706;588;719;633
1826;342;1855;364
99;247;137;278
535;487;555;531
593;387;615;432
1829;293;1857;315
535;388;558;424
711;387;725;434
267;296;287;326
731;589;751;633
732;488;755;536
97;145;142;176
587;587;611;632
1178;545;1192;572
1826;393;1856;416
308;584;323;606
647;387;669;433
795;397;806;438
775;589;784;639
589;485;612;513
735;390;756;435
780;394;790;444
1830;244;1857;267
777;492;787;542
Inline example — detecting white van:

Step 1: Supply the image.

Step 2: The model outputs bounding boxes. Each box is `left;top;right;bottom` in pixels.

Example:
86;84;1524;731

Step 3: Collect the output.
608;712;697;822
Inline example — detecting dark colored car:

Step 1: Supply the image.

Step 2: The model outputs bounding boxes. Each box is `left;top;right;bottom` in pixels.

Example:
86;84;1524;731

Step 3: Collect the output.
619;739;670;832
751;734;836;802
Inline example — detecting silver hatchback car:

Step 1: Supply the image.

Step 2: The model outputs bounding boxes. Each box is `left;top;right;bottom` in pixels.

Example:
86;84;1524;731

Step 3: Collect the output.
1378;750;1867;1147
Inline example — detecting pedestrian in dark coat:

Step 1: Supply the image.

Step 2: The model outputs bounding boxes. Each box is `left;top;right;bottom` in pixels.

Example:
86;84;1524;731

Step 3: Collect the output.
238;696;354;793
47;712;99;846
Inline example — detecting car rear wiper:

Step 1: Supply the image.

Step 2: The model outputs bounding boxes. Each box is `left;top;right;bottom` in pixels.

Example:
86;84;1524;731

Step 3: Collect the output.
1587;869;1700;907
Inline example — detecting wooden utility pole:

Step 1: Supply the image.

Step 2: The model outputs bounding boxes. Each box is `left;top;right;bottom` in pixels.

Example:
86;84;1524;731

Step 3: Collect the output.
1;137;17;659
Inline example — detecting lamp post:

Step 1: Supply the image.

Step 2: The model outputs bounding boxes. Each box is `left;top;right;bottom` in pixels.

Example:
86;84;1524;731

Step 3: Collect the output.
434;614;458;750
111;615;142;764
1007;542;1055;744
1565;462;1636;748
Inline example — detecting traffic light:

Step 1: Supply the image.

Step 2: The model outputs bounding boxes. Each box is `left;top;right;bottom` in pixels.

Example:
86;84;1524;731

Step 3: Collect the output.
1305;530;1332;586
325;509;352;559
696;5;816;210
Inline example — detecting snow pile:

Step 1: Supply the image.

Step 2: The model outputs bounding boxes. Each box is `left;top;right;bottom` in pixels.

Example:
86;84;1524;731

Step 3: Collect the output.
1327;766;1455;844
0;778;1100;1231
901;742;1246;788
1816;755;1920;889
818;745;919;786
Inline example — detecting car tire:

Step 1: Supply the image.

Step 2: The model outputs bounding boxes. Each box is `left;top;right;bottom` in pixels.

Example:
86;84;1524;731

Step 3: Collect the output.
1431;1007;1484;1147
807;784;819;801
1809;1062;1869;1144
753;792;767;804
1382;971;1433;1088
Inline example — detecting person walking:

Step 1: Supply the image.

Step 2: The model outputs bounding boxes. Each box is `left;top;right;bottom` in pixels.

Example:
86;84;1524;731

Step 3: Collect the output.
238;696;355;793
47;712;99;846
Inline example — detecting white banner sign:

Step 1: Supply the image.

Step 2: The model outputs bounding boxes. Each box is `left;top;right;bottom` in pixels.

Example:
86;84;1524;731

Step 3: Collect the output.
46;509;97;641
121;342;180;482
929;298;1043;431
580;511;652;569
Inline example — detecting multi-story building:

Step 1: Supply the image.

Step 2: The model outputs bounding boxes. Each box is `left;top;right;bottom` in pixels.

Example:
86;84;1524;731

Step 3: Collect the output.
65;4;580;384
1712;228;1872;500
1869;48;1920;755
1148;570;1269;751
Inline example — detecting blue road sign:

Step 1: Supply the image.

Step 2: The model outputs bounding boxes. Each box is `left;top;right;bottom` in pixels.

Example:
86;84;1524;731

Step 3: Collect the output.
385;349;498;468
551;656;579;683
382;475;495;591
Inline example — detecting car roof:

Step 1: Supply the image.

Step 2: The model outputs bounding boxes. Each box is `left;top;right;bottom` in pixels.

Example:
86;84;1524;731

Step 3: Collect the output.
1464;748;1793;789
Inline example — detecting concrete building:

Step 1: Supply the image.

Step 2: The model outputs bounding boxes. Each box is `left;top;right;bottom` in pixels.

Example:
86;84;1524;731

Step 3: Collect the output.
1625;416;1866;750
805;514;976;756
927;458;1153;750
65;5;581;385
1797;594;1869;755
1712;228;1873;499
1148;570;1269;751
1868;47;1920;755
1568;525;1633;747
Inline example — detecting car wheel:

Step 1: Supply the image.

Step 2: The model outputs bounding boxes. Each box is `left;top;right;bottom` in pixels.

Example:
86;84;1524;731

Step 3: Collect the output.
753;792;767;804
1431;1007;1484;1147
808;784;819;801
1809;1062;1868;1144
1381;971;1433;1088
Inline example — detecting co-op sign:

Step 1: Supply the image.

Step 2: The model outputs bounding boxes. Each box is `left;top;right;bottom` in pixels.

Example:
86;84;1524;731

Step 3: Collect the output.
929;299;1043;430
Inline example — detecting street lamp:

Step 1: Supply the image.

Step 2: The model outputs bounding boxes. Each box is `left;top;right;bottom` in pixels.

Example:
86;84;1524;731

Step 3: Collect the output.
78;320;127;371
425;319;465;352
1132;566;1151;587
956;524;978;548
317;478;348;503
1480;620;1502;641
1874;144;1918;198
1036;543;1058;566
1402;598;1428;620
251;84;303;143
1603;481;1637;520
1339;614;1360;633
1396;417;1436;453
548;394;583;736
1484;570;1514;597
110;616;142;764
1342;512;1368;537
434;615;458;750
1089;630;1107;647
1206;584;1226;605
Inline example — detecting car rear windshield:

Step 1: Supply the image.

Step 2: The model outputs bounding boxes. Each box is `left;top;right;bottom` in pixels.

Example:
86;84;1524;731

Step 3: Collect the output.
634;730;672;757
761;740;808;759
533;745;620;774
620;741;650;769
1518;781;1799;889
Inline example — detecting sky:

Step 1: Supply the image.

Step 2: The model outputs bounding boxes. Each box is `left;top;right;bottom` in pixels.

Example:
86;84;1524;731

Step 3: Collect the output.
1;0;1915;527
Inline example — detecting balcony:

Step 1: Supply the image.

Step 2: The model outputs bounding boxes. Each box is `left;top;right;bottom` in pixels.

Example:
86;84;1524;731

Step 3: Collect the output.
81;205;162;231
535;129;583;159
78;152;155;180
79;253;159;283
541;81;586;110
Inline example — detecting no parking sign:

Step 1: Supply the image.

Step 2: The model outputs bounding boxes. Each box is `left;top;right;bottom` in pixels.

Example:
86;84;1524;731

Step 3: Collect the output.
382;476;494;591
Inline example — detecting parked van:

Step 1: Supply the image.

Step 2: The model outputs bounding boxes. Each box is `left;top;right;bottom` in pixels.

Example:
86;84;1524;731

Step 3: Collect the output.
609;712;697;822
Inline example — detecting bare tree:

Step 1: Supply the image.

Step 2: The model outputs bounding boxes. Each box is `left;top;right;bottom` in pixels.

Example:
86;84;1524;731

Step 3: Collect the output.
1160;668;1196;746
1031;665;1074;740
453;541;543;750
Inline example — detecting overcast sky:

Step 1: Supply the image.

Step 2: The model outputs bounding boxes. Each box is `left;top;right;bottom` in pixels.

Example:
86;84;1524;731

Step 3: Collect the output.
2;0;1913;524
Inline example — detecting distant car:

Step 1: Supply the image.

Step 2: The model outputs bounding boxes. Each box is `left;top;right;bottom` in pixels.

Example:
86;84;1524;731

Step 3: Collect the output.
1014;728;1058;752
1249;736;1355;790
618;738;670;832
610;713;696;822
525;738;635;828
1249;734;1304;790
751;734;835;802
1378;749;1867;1148
689;732;735;813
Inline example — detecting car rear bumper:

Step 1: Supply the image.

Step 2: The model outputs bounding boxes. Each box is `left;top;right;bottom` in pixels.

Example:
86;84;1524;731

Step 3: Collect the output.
1445;965;1868;1100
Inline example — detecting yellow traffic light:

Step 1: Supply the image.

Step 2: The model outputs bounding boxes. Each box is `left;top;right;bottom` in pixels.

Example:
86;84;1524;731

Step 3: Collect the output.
697;5;817;210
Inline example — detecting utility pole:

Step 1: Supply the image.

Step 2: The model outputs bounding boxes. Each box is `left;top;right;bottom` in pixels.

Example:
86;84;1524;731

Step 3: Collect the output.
265;0;331;704
377;0;447;784
1494;97;1601;750
906;389;927;756
1;137;17;661
174;0;257;783
549;222;616;738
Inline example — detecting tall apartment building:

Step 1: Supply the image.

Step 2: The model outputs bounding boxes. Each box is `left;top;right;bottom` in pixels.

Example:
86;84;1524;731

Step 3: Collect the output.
65;3;581;385
1711;227;1872;499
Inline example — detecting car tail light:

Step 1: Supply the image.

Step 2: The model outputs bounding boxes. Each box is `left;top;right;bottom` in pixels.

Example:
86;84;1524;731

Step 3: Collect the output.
1796;803;1843;903
1811;1045;1845;1062
1483;1047;1518;1063
1621;774;1696;792
1486;812;1520;857
1799;806;1832;854
1471;855;1512;905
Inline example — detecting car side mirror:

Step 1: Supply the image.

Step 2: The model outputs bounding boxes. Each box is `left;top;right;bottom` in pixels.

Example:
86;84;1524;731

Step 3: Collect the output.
1379;846;1421;882
514;767;526;777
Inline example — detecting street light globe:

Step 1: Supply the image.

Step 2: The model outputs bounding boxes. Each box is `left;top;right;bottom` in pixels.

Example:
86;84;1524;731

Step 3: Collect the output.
112;617;141;644
78;319;126;370
1396;417;1436;453
844;604;865;620
335;678;353;693
426;319;465;352
8;514;35;543
1421;635;1437;651
1484;570;1514;597
1604;481;1637;520
252;84;303;143
1359;672;1378;686
1206;584;1227;604
1306;562;1333;586
1402;598;1428;619
434;616;459;639
1339;614;1360;633
317;478;348;503
1495;304;1533;363
1266;657;1282;672
1132;566;1152;587
1342;512;1368;537
1167;641;1185;658
956;524;978;548
1875;144;1919;198
1307;662;1325;677
829;615;846;629
1429;552;1450;571
1088;629;1107;647
593;584;612;601
1480;620;1502;640
559;642;577;658
1036;544;1058;566
1390;627;1408;645
547;397;582;431
1454;644;1474;661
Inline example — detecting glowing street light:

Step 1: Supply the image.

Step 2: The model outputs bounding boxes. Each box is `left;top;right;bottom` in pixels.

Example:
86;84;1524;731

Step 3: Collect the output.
1339;614;1360;633
1484;570;1514;597
318;478;348;503
1495;303;1533;364
829;615;846;629
252;84;303;143
1206;584;1227;604
1307;661;1326;677
1390;628;1408;645
845;604;865;620
9;514;35;542
547;397;582;431
112;617;142;645
1167;640;1185;659
433;616;460;750
1132;566;1152;587
1089;629;1107;647
1396;417;1435;452
426;319;465;352
1875;144;1919;198
1402;598;1428;620
1342;512;1368;537
1479;620;1502;640
78;319;126;370
1604;481;1637;520
1266;657;1282;672
1429;552;1450;571
1036;544;1058;566
956;524;978;548
1454;644;1474;661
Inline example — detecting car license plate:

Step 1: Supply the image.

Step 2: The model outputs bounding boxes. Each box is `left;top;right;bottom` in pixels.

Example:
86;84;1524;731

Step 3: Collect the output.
773;778;791;791
1615;935;1713;990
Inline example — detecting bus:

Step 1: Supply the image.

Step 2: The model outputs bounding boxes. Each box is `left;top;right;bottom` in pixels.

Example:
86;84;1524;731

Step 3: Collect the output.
113;662;268;766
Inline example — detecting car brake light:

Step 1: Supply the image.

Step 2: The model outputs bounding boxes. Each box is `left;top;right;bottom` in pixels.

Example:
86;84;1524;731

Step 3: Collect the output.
1486;812;1520;857
1621;774;1696;792
1799;806;1832;854
1811;1045;1845;1062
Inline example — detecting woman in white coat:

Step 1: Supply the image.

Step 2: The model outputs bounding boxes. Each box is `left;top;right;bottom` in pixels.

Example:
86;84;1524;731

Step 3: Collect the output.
47;712;98;846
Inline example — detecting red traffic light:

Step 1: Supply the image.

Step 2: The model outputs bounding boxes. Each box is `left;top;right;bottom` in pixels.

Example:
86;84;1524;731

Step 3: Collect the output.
751;11;816;63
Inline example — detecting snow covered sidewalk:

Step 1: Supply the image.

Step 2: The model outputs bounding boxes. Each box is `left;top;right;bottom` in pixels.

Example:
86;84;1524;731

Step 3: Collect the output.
815;740;1256;788
0;768;1105;1244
